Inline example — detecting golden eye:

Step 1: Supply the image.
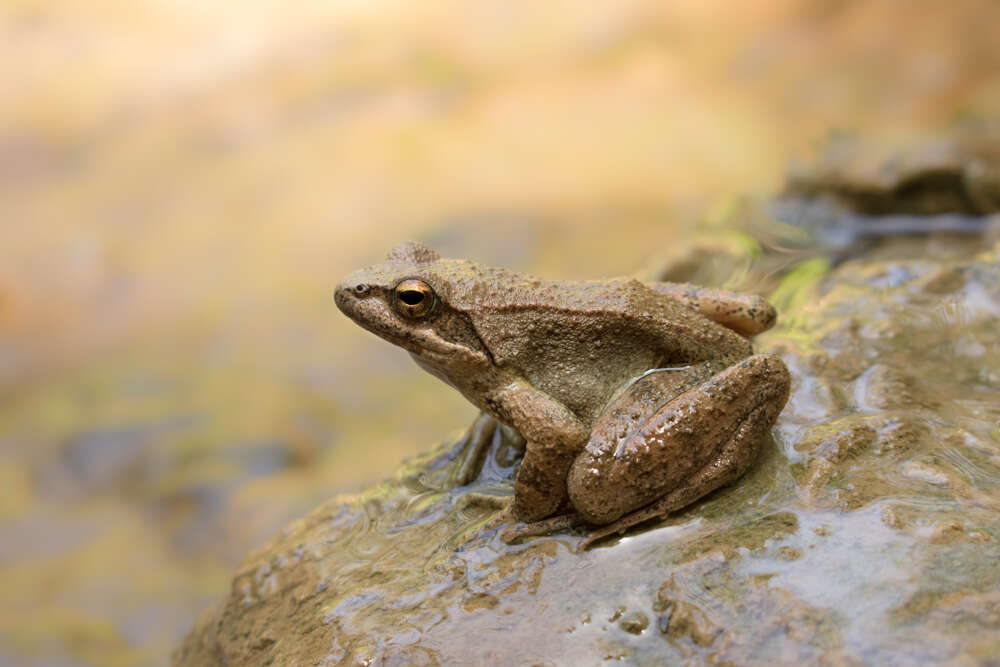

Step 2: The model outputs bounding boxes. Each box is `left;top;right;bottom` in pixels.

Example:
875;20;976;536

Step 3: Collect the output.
394;279;436;318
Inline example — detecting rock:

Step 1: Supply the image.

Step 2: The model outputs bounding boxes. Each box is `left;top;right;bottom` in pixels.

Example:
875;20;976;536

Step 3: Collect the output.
784;125;1000;216
618;611;650;636
772;126;1000;253
175;233;1000;665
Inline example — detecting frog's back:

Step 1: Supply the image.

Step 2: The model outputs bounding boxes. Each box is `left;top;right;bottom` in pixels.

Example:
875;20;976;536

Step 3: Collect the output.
440;266;749;422
433;260;663;314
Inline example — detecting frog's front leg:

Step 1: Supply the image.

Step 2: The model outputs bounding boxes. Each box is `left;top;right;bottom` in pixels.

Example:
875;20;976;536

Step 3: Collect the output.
449;412;498;486
568;354;790;547
450;413;526;486
489;380;589;521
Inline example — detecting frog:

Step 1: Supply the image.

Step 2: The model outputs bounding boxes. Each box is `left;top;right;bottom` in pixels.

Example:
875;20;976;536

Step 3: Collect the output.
335;241;791;547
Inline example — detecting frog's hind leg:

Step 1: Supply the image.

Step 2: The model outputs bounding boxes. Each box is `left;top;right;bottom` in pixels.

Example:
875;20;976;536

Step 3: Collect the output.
569;354;790;550
577;401;778;550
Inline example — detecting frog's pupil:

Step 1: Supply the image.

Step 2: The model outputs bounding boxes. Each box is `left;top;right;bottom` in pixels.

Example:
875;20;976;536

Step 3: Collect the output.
400;290;424;305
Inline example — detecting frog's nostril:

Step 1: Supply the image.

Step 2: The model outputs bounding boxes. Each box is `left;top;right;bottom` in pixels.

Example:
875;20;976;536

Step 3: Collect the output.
334;282;366;306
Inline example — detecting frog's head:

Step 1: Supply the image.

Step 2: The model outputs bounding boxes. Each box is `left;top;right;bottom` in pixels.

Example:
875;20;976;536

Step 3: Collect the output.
335;242;491;372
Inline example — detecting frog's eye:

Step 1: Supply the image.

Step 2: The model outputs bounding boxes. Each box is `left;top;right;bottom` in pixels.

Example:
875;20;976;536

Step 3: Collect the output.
394;279;436;318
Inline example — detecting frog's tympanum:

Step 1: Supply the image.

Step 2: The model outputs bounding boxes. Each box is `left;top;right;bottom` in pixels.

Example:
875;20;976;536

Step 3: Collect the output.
336;242;790;547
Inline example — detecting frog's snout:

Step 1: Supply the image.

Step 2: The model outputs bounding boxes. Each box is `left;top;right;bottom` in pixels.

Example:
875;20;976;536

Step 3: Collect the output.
334;279;369;317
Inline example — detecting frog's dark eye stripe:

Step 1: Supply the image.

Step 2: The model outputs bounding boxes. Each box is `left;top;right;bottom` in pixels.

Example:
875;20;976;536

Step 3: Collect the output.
394;279;436;318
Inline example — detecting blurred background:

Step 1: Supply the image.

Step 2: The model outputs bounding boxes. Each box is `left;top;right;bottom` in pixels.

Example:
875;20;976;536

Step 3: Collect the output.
2;0;999;664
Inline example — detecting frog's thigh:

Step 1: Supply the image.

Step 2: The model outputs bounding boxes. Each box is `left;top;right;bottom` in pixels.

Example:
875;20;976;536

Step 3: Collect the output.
577;395;783;550
567;354;790;526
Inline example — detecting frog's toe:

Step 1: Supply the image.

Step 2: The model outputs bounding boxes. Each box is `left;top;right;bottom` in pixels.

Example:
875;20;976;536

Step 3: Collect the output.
500;513;583;544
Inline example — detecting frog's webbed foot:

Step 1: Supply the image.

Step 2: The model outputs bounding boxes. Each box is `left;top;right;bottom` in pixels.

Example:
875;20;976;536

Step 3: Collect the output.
500;513;584;544
578;518;645;551
454;490;511;511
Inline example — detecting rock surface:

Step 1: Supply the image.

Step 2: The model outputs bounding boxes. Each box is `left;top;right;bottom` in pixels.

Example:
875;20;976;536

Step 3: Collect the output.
784;125;1000;216
175;221;1000;664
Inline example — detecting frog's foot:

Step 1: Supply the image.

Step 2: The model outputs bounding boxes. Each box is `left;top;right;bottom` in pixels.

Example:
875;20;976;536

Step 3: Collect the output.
570;354;791;549
500;513;584;544
455;490;511;511
450;504;513;550
451;412;499;486
577;505;665;551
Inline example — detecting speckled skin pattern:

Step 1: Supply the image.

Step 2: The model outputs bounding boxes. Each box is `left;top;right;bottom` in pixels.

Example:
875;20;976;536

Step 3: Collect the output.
336;242;790;531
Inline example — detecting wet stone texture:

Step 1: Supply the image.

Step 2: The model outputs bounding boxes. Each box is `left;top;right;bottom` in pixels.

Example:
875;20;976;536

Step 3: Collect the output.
175;234;1000;664
775;125;1000;252
784;124;1000;217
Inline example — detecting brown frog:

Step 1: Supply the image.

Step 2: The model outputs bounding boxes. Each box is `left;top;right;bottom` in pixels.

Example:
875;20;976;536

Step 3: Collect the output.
335;241;790;547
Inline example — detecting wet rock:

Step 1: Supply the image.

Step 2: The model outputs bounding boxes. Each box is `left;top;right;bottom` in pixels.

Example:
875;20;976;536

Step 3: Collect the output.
618;611;649;635
654;579;720;647
175;235;1000;665
773;127;1000;255
784;125;1000;216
